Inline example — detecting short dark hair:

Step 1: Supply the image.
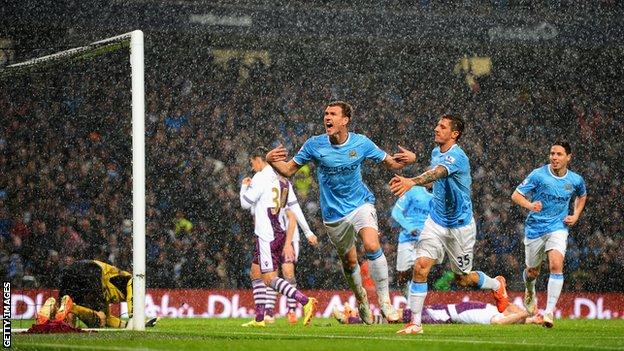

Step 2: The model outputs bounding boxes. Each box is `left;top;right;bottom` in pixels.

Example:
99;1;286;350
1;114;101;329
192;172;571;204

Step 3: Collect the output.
441;114;465;140
249;146;269;160
327;101;353;120
553;140;572;155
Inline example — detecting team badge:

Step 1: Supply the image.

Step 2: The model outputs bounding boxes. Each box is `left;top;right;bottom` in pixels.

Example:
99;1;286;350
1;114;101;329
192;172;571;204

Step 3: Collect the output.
349;150;357;158
445;155;456;164
565;184;573;192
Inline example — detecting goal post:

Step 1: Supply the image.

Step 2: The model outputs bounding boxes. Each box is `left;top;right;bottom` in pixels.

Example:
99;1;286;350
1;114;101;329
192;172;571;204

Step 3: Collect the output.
130;30;146;332
2;30;146;331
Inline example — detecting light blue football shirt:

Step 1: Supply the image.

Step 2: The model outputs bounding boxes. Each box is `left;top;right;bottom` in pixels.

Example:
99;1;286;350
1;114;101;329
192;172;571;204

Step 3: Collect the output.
392;186;433;243
293;132;386;222
516;165;587;239
429;144;473;228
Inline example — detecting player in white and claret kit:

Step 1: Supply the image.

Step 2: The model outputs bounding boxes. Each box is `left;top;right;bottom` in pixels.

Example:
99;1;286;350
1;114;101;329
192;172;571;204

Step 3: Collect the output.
264;174;318;325
511;141;587;328
240;147;317;327
266;101;411;324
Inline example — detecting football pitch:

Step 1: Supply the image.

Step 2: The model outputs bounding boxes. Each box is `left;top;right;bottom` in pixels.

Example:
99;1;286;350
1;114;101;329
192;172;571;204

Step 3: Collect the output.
11;318;624;351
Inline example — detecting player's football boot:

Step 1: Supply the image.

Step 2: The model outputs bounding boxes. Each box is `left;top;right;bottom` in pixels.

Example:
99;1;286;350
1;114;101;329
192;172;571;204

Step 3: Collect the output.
264;315;275;324
241;319;266;327
145;317;160;328
55;295;74;322
542;312;554;328
492;276;510;312
357;289;373;325
396;323;423;335
302;297;318;326
380;301;400;323
287;310;298;325
523;289;538;315
36;297;57;325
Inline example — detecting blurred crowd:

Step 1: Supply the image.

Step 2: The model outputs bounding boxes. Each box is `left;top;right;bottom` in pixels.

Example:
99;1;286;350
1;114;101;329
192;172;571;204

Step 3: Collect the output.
1;41;622;294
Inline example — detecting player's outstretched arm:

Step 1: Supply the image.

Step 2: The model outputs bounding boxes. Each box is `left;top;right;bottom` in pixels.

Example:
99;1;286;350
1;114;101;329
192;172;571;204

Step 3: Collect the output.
492;304;529;325
389;166;447;196
511;190;542;212
383;146;416;170
266;144;301;177
393;145;417;165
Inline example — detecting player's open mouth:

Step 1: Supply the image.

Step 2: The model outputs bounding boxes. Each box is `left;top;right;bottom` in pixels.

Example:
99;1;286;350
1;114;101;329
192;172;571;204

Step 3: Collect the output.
325;122;333;129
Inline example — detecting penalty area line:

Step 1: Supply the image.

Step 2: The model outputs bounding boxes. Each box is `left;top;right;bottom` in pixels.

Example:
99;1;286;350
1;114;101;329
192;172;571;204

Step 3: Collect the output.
214;330;624;350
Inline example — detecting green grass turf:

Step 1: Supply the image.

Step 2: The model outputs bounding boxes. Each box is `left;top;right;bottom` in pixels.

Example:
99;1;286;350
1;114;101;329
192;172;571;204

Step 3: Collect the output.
10;317;624;351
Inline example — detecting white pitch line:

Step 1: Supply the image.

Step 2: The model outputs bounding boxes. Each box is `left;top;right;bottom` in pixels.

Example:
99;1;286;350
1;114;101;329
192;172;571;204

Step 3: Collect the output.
15;343;158;351
212;330;624;350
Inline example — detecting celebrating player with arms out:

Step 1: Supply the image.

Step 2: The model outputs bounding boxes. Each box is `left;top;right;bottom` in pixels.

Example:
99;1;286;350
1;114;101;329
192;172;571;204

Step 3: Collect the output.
390;114;509;335
511;141;587;328
266;101;409;324
240;147;317;327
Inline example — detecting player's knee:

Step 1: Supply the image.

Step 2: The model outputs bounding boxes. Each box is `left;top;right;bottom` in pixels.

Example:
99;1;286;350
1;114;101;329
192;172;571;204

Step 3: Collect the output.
549;263;563;274
362;241;380;253
342;258;358;271
526;267;540;279
454;274;472;287
412;267;429;281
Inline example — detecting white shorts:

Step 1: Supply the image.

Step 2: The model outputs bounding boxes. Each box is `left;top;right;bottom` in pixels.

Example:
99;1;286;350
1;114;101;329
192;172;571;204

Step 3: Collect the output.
524;230;568;268
396;241;418;272
324;203;379;257
416;216;476;274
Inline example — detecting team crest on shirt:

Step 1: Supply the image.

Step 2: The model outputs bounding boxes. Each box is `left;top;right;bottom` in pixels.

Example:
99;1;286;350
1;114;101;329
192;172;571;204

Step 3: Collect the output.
521;178;529;186
445;155;455;164
349;150;357;158
565;184;573;192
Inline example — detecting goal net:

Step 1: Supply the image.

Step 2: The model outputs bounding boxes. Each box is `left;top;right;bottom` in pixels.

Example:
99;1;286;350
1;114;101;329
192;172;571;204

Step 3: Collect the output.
0;31;145;331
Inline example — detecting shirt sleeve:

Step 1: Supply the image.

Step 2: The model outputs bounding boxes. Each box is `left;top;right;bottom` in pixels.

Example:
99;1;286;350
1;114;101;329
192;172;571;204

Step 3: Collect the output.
293;138;314;165
516;170;539;196
362;135;386;163
436;149;465;176
575;176;587;197
240;174;263;209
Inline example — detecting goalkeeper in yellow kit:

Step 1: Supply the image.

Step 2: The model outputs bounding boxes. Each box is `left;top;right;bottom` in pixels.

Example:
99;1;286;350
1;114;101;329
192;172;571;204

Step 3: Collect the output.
36;259;157;328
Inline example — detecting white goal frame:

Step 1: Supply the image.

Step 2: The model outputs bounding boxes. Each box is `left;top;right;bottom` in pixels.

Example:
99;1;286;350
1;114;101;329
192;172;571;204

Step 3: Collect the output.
3;30;146;331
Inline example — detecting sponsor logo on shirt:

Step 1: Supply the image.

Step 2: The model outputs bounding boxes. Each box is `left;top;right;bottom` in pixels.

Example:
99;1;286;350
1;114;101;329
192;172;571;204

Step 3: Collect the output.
318;163;359;175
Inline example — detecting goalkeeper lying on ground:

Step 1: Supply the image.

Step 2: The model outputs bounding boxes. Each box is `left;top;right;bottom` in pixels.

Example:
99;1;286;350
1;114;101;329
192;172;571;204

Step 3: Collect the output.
36;259;158;328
